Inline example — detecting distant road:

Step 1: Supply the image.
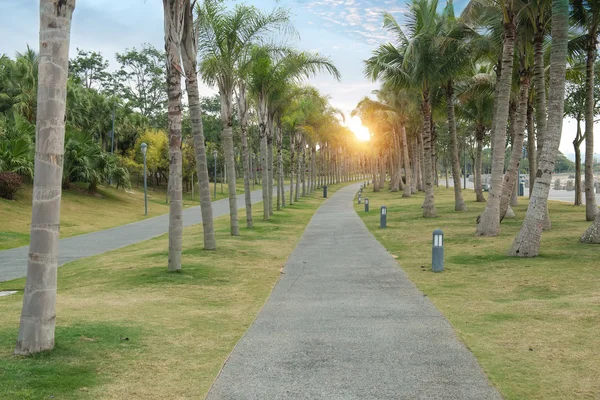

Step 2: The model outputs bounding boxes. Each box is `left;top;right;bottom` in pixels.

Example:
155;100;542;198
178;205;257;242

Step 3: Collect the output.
0;187;286;283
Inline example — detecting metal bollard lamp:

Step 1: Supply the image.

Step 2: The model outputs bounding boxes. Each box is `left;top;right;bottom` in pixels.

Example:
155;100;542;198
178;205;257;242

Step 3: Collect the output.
432;229;444;272
364;198;369;212
380;205;387;228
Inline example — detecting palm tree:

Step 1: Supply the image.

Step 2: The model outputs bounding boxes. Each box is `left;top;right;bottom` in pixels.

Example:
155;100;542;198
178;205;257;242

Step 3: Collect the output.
464;0;519;236
197;0;293;234
365;2;449;217
508;0;570;256
15;0;76;355
247;47;340;219
163;0;185;272
571;0;600;221
181;0;216;249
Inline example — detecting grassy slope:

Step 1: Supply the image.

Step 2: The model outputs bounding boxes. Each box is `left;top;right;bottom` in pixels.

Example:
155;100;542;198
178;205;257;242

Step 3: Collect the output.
0;180;261;250
356;186;599;400
0;182;347;400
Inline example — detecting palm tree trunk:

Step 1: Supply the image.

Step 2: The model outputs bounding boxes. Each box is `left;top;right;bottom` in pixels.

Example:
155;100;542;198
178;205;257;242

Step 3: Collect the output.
164;0;185;270
401;125;412;197
574;114;584;206
474;128;486;202
373;154;379;192
508;0;569;256
302;139;307;196
446;80;466;211
584;41;598;220
312;146;317;192
500;72;530;221
295;139;301;201
221;90;239;235
16;0;76;355
267;118;274;216
534;29;551;230
527;97;536;198
379;154;386;189
258;96;269;220
477;10;516;236
421;93;436;217
276;121;283;210
181;1;216;248
237;83;253;227
289;131;295;205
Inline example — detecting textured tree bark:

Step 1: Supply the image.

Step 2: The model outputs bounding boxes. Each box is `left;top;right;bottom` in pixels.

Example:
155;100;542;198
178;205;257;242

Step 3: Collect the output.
527;97;536;198
477;10;516;236
508;0;569;256
302;139;307;196
181;0;215;248
276;120;283;210
267;115;274;216
584;40;598;220
446;81;466;211
474;127;486;202
295;135;301;201
237;83;253;227
379;154;386;189
16;0;76;355
401;125;412;197
500;72;530;221
258;96;269;220
164;0;185;270
221;90;239;235
421;93;437;217
574;114;584;206
289;131;295;206
533;29;551;230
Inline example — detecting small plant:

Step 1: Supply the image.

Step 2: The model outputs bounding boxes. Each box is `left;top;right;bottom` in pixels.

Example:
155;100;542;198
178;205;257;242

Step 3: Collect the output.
0;172;23;200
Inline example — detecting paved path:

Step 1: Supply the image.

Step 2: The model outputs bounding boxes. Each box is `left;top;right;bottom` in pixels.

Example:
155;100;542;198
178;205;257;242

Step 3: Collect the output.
0;187;281;283
206;183;501;400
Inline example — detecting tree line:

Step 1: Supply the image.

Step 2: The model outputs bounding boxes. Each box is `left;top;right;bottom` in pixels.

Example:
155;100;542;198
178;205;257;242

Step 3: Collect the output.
353;0;600;254
9;0;377;355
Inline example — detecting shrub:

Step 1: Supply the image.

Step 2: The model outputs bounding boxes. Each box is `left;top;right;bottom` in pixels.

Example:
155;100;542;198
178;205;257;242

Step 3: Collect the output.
0;171;23;200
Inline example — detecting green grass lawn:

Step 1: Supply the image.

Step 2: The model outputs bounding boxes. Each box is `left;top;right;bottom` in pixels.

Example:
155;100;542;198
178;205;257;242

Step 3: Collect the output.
355;186;599;400
0;182;347;400
0;179;262;251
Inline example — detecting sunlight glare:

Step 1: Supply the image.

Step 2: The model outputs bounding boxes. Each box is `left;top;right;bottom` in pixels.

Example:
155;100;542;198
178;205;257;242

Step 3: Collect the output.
346;117;371;141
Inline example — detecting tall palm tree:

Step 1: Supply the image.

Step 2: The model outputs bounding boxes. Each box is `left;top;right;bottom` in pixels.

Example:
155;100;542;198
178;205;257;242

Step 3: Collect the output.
571;0;600;221
16;0;76;355
465;0;519;236
181;0;216;249
247;47;340;219
365;2;449;217
196;0;293;235
163;0;185;272
508;0;570;256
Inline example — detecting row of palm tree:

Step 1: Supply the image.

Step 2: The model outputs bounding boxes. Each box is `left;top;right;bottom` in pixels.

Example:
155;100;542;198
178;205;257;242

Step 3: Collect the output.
13;0;368;354
355;0;589;256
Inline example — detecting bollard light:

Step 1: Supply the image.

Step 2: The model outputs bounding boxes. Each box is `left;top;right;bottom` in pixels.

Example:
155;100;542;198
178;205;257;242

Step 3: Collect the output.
323;185;328;198
364;181;367;187
432;229;444;273
380;205;387;228
364;198;369;212
358;194;362;204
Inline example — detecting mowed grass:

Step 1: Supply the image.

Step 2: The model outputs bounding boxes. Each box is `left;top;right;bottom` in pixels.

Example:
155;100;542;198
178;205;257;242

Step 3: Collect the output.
0;182;347;400
0;179;261;250
355;186;600;400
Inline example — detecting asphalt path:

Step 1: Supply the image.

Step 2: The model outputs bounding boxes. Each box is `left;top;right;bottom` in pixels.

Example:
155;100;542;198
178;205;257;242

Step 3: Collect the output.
206;183;501;400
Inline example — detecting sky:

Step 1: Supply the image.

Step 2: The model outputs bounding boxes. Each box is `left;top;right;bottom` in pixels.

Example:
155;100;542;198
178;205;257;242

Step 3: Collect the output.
0;0;597;158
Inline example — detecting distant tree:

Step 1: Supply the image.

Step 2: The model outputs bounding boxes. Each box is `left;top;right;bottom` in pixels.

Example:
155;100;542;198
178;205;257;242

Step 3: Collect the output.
69;49;110;90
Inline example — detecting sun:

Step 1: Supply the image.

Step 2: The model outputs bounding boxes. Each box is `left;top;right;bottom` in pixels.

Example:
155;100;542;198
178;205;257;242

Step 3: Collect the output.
346;116;371;141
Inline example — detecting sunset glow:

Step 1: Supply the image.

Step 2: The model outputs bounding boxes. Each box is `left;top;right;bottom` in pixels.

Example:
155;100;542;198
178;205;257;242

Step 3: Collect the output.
346;117;371;141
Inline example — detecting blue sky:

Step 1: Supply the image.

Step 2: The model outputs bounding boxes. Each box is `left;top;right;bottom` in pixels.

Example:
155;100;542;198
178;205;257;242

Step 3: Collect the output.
0;0;592;155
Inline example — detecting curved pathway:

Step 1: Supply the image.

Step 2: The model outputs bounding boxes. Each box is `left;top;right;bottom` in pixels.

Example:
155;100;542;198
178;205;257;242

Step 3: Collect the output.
206;183;501;400
0;187;280;283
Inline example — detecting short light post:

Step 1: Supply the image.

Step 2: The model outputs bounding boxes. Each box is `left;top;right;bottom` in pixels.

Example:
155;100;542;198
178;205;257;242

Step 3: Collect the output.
358;193;362;204
212;150;217;199
364;181;367;187
323;185;328;198
432;229;444;273
380;205;387;228
141;142;148;216
364;197;369;212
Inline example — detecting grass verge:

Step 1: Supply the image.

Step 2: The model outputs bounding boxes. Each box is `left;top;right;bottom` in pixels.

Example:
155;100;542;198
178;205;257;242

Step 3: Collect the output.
355;186;599;400
0;180;262;250
0;182;348;400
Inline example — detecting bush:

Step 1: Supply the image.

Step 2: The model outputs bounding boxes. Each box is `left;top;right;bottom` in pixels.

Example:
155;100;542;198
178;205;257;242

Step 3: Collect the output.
0;172;23;200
